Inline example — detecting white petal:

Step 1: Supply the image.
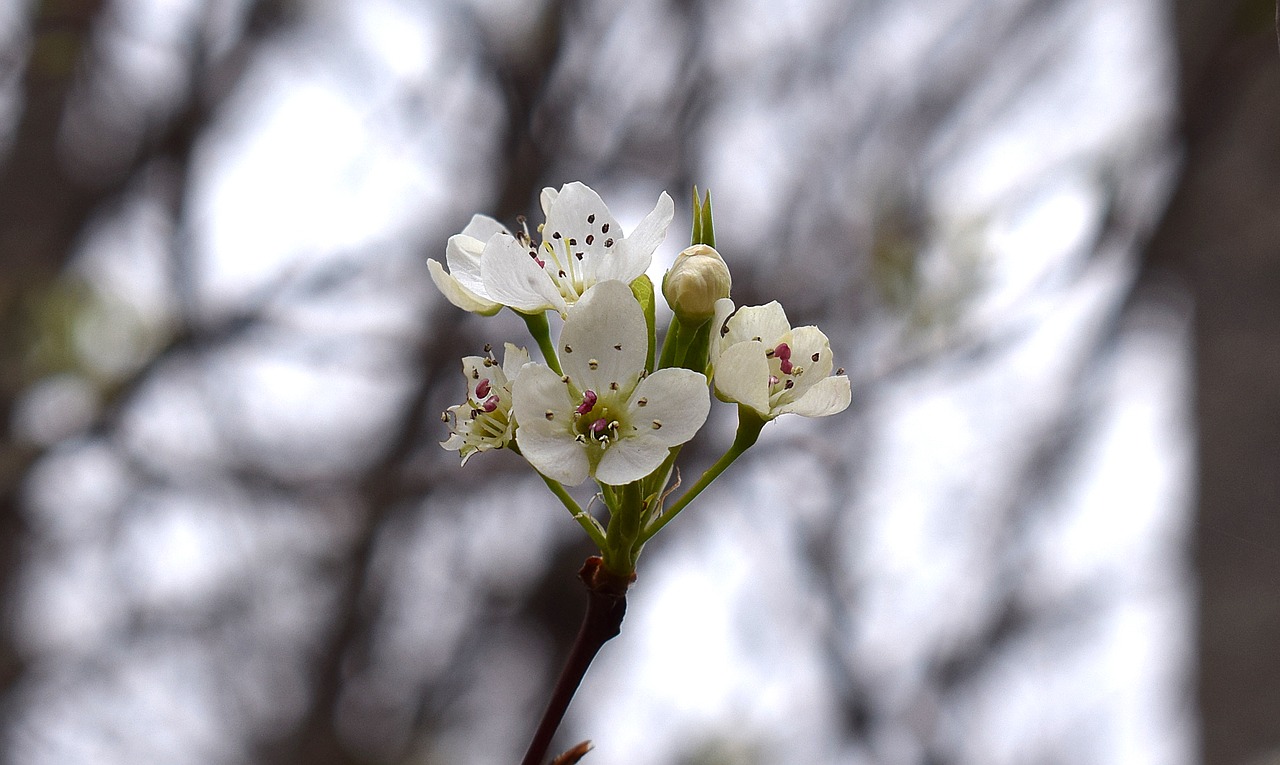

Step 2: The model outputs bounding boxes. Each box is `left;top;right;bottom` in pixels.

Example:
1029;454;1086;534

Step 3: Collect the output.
540;187;559;217
615;191;675;271
544;182;624;283
776;374;851;418
461;355;490;399
713;341;772;416
596;433;671;486
481;233;567;314
428;259;502;315
626;368;709;447
725;301;791;347
518;425;591;484
511;363;572;429
460;214;508;241
511;363;590;484
781;325;835;401
709;298;738;367
559;281;647;394
500;344;531;381
444;233;488;294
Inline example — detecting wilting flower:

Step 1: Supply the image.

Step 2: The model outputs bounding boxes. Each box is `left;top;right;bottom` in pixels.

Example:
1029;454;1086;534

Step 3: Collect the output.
428;182;674;317
709;299;850;419
512;280;710;486
441;343;530;464
663;244;732;321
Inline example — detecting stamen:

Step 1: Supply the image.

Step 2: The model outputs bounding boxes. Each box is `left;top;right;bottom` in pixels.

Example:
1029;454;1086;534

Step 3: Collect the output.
604;238;614;248
773;343;791;360
811;352;820;362
576;390;598;415
588;359;599;370
588;214;595;224
637;397;648;407
545;410;555;420
836;367;845;375
601;223;610;233
564;345;573;353
769;375;779;386
481;395;499;413
475;379;491;398
613;343;622;351
651;420;663;429
586;235;594;245
780;358;794;375
590;418;609;434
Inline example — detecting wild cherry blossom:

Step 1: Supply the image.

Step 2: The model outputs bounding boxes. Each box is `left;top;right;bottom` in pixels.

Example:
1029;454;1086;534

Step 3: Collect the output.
512;280;710;486
428;182;674;317
709;299;851;419
441;343;530;464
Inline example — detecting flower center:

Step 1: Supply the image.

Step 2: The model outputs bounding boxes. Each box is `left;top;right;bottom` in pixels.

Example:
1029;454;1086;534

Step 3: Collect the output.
765;342;803;404
572;389;622;448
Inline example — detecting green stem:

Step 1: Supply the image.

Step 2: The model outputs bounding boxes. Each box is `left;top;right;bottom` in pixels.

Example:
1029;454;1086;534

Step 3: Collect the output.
538;472;607;549
601;481;644;577
638;406;766;544
521;310;561;375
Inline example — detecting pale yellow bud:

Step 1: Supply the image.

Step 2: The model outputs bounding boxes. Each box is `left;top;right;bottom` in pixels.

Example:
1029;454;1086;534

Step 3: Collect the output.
663;244;732;321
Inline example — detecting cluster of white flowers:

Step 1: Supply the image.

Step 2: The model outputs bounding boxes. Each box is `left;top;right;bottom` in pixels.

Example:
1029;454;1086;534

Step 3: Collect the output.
432;182;850;559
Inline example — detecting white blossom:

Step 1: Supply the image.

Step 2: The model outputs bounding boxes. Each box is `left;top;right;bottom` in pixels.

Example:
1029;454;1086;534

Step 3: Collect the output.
441;343;530;464
512;280;709;486
428;182;674;317
709;299;851;419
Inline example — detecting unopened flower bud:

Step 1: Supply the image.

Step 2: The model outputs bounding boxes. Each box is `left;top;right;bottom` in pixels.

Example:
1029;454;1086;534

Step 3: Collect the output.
663;244;732;321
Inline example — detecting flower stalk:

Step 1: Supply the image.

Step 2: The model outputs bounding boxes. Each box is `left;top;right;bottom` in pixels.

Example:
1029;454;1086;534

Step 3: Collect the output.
639;405;766;544
519;556;633;765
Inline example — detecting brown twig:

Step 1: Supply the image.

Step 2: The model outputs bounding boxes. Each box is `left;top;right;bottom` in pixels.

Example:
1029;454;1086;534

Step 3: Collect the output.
550;740;594;765
519;556;633;765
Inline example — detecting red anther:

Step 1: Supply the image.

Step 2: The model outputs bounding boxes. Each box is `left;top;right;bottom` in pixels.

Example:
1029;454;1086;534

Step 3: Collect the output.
576;390;598;415
481;395;499;413
779;358;794;375
768;375;780;386
773;343;792;361
589;418;608;434
475;378;491;398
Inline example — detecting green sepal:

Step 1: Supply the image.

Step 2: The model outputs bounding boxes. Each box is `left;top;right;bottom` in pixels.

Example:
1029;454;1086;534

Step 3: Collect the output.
630;274;657;373
691;187;715;248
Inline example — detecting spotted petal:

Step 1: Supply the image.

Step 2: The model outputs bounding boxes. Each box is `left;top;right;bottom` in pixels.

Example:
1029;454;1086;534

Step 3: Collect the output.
625;368;711;447
559;280;648;396
512;363;590;484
